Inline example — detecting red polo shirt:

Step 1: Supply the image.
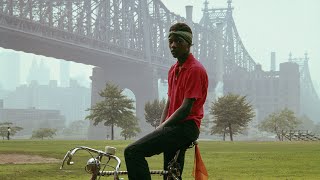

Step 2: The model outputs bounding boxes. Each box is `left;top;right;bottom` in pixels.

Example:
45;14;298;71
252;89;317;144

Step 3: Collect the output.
166;53;208;128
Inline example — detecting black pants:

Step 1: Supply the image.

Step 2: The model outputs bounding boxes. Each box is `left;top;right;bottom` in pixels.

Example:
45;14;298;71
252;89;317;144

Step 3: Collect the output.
124;120;199;180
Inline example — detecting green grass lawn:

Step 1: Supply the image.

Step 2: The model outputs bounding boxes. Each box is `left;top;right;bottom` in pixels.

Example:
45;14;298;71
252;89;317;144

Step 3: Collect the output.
0;140;319;180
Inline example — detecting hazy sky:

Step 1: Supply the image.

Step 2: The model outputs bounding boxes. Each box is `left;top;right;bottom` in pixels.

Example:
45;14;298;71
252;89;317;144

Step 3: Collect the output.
162;0;320;92
0;0;319;94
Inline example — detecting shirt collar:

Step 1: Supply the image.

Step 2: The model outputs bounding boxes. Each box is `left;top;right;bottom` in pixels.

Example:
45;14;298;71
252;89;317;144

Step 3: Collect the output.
174;53;195;70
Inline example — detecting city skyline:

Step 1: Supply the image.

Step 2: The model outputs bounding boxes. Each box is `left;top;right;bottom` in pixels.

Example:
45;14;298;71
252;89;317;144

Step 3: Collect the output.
0;49;93;88
0;0;319;97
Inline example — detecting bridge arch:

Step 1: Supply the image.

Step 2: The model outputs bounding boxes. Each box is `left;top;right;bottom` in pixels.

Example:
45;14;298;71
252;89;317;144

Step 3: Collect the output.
88;65;158;139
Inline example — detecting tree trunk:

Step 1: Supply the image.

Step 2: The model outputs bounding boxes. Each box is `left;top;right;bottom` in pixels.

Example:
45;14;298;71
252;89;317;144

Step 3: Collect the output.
111;124;114;140
223;127;226;141
274;126;281;141
229;123;233;141
276;133;281;141
223;132;226;141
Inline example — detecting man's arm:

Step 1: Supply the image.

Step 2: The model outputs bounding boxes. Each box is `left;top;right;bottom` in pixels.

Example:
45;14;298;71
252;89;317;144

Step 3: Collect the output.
160;99;170;124
159;98;195;128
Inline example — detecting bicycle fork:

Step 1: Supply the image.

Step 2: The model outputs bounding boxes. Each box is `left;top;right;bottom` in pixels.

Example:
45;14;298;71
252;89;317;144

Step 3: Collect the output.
166;150;181;180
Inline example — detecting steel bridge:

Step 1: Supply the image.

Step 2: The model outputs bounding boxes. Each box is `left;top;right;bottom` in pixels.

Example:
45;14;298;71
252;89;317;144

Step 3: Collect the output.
289;53;320;124
0;0;319;138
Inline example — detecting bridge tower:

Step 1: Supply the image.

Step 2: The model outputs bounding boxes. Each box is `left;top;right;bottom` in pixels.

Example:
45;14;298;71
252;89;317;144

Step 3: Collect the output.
289;53;320;123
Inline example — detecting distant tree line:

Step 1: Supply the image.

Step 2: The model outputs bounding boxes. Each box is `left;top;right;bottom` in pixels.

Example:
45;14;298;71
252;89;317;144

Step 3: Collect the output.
85;82;320;141
2;80;319;141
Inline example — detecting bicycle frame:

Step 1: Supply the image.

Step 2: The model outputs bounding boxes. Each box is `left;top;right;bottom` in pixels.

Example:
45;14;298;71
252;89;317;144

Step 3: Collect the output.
60;141;197;180
60;146;170;180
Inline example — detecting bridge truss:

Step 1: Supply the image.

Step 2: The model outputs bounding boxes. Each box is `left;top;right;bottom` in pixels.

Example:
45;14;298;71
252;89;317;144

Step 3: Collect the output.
289;53;320;121
199;0;256;76
0;1;210;67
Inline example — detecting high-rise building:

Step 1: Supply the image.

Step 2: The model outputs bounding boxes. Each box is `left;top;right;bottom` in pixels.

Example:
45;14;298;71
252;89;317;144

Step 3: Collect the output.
0;51;20;90
317;82;320;98
60;60;70;87
270;52;276;71
27;58;50;85
26;59;37;84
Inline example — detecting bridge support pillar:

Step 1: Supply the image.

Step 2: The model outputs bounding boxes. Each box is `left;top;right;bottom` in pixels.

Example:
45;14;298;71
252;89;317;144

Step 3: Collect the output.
88;64;158;140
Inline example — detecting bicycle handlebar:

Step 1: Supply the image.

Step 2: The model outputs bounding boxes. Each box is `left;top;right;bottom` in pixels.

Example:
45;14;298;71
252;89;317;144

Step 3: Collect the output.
60;146;122;179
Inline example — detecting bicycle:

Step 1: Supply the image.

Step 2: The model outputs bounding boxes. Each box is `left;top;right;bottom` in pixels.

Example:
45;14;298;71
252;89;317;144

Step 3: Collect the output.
60;141;198;180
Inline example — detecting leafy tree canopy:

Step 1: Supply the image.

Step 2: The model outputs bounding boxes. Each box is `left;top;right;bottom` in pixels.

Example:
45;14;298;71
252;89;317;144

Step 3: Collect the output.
86;83;137;140
31;128;57;140
62;120;89;136
0;122;23;139
120;114;141;140
296;114;315;131
258;108;301;140
210;93;255;141
144;98;166;129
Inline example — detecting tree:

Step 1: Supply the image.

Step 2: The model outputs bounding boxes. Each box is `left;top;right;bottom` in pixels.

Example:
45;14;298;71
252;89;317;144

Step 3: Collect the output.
296;114;315;131
312;123;320;134
62;120;89;137
31;128;57;139
86;83;137;140
258;108;301;141
200;114;211;135
120;114;141;140
210;93;255;141
144;98;166;129
0;122;23;140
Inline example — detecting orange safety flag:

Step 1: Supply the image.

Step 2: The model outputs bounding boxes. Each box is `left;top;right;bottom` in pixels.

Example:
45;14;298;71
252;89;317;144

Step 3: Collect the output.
192;144;208;180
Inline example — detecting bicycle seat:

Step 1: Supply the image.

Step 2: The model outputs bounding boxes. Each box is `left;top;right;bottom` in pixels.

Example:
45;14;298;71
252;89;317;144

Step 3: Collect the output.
174;140;199;157
171;140;199;164
192;140;198;146
185;140;198;150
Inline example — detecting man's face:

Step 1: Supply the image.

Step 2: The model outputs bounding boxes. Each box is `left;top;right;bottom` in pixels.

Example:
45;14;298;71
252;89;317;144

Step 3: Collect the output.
168;34;190;59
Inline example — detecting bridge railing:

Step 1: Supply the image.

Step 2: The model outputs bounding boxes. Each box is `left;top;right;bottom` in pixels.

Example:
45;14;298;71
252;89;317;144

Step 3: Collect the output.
0;12;145;60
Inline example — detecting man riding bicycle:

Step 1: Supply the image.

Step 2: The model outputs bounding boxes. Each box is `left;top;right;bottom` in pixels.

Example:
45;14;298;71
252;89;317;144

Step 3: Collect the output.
124;22;208;180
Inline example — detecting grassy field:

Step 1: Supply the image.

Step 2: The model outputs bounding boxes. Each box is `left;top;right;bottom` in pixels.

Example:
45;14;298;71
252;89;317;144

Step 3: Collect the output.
0;140;319;180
